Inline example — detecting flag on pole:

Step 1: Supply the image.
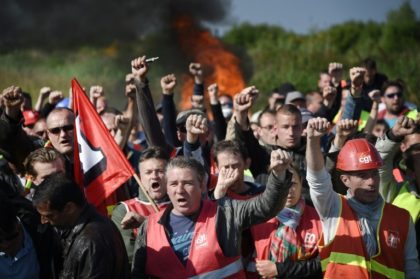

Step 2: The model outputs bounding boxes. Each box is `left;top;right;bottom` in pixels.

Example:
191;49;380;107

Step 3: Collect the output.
71;78;134;207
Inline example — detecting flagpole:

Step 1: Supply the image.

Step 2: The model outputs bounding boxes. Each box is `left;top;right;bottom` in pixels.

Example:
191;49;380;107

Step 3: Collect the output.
132;173;159;212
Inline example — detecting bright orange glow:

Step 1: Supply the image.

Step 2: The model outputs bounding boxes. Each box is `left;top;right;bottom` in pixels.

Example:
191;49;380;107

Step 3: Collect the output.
173;15;245;109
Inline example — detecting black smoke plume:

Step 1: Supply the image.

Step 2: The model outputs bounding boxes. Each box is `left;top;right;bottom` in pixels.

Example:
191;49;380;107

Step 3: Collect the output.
0;0;231;49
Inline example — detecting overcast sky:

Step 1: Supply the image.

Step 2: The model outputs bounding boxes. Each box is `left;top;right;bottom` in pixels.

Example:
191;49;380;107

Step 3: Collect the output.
214;0;420;34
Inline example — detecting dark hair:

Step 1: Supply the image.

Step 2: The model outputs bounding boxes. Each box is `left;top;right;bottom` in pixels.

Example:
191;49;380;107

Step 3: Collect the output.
361;58;377;70
166;157;206;184
213;140;249;163
374;119;390;130
257;108;276;126
139;146;169;163
32;173;86;211
0;198;18;236
24;148;64;176
381;80;404;96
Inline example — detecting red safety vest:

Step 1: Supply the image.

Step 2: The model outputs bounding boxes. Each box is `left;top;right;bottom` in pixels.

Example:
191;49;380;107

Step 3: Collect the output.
121;198;170;236
320;195;408;279
146;200;245;278
246;204;321;278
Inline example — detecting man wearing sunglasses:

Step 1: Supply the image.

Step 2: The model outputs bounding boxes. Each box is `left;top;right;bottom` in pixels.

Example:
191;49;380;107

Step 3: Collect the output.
378;81;418;128
46;108;75;175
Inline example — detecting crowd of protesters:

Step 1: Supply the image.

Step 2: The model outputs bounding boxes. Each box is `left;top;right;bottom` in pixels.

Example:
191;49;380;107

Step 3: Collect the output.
1;55;420;279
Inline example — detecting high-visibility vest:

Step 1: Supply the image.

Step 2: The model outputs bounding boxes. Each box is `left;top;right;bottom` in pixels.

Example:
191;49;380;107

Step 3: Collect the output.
320;195;408;279
146;200;246;278
246;205;321;278
121;198;170;236
393;181;420;224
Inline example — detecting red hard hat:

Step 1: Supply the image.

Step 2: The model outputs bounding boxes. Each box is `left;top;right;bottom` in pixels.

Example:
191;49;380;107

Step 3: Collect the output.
22;110;39;126
336;138;383;171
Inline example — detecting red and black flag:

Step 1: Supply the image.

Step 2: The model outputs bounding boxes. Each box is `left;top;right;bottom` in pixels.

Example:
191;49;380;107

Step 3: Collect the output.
71;78;134;214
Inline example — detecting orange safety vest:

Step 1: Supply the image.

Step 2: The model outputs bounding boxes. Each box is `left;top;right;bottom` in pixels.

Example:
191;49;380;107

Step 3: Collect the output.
320;195;409;279
246;205;321;278
121;198;170;236
146;200;246;278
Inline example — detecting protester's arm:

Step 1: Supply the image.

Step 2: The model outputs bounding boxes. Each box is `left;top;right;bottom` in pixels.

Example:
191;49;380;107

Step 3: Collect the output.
340;67;366;122
39;91;64;118
377;116;417;202
255;256;322;279
239;122;271;177
131;219;148;279
190;63;205;110
323;62;343;122
115;77;138;149
34;87;51;112
229;149;292;229
208;83;227;141
276;256;322;279
306;118;339;221
89;85;104;110
232;86;269;176
363;90;381;135
131;56;168;150
183;114;208;166
160;74;181;148
0;86;38;171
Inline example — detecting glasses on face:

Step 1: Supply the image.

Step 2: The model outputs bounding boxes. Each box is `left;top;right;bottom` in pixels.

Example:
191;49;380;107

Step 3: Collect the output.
385;92;403;99
48;124;74;135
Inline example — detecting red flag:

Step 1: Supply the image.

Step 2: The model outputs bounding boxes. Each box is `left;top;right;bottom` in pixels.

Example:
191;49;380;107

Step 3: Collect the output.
71;78;134;207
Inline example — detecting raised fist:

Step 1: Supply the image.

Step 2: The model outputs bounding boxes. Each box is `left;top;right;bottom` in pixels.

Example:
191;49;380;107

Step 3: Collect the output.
306;117;330;139
39;86;51;96
368;89;381;103
125;84;136;99
328;62;343;85
1;86;23;108
392;115;417;138
270;149;293;175
131;56;149;81
48;90;64;105
89;85;104;100
186;114;208;136
208;83;219;105
160;74;177;95
336;119;358;139
189;63;203;77
233;86;259;113
349;67;366;89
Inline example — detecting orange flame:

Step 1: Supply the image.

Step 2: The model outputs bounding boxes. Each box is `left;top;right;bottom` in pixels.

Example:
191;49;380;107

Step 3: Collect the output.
173;15;245;109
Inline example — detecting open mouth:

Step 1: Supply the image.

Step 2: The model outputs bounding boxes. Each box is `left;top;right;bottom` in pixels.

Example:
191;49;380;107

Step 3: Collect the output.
150;182;160;190
177;198;187;206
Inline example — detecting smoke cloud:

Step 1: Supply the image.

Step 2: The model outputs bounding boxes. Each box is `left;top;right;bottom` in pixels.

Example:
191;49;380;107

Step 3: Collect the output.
0;0;231;48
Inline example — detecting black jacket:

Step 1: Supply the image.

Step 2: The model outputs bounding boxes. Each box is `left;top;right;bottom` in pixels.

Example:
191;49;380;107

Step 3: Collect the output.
59;205;130;279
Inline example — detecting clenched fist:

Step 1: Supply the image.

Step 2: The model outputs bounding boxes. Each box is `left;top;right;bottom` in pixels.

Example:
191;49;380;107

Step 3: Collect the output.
160;74;177;95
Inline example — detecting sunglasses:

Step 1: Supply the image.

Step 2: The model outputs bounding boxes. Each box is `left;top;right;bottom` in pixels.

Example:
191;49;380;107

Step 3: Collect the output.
48;124;74;135
385;92;403;99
